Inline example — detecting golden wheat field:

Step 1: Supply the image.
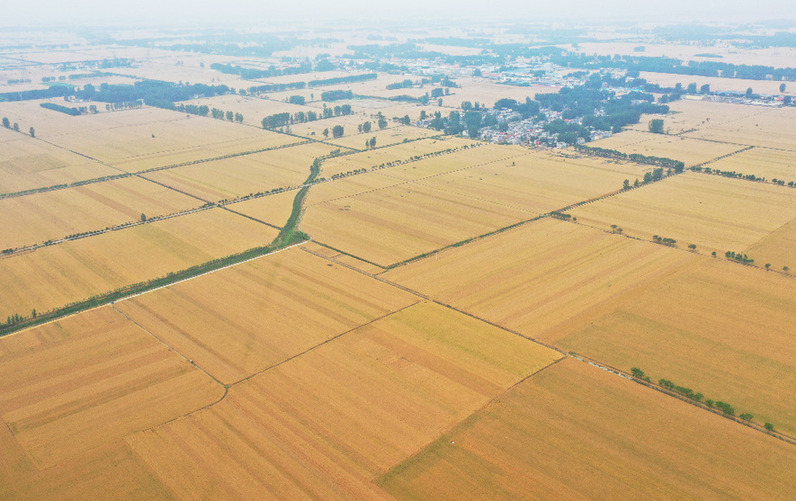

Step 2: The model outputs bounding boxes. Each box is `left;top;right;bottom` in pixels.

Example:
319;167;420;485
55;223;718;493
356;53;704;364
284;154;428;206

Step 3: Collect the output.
0;176;200;250
588;130;744;166
570;172;796;257
628;99;771;135
0;208;277;320
115;247;417;384
379;359;796;500
125;302;562;498
684;106;796;151
708;147;796;182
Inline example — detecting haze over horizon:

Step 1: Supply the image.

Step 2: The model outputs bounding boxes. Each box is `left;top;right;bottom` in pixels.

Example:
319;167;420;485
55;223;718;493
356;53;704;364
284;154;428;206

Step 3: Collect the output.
3;0;796;28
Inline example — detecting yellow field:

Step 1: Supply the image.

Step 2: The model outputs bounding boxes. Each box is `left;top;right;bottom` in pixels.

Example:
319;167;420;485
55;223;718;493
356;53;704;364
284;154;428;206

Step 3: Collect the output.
229;189;297;227
744;216;796;272
588;130;744;166
639;71;796;96
627;98;770;135
550;258;796;434
0;176;200;250
0;208;277;320
115;248;417;384
180;94;315;127
0;306;223;469
685;105;796;151
328;125;440;149
0;127;119;195
708;147;796;182
125;302;562;498
440;77;559;109
304;147;649;266
383;218;693;336
21;105;300;171
144;141;332;201
319;136;471;177
379;359;796;499
288;112;390;141
570;172;796;257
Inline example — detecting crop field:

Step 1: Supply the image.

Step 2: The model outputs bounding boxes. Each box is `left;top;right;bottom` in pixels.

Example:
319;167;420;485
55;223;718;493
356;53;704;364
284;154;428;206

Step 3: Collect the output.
229;189;298;227
588;130;744;166
684;106;796;151
328;125;440;149
180;94;317;127
24;106;299;172
708;147;796;182
0;306;223;469
439;78;559;109
288;112;394;140
125;302;562;498
144;141;332;201
570;172;796;257
627;99;771;135
0;208;277;320
115;248;417;384
745;217;796;272
549;258;796;434
0;127;119;194
383;218;693;337
379;359;796;499
0;176;200;250
639;71;796;96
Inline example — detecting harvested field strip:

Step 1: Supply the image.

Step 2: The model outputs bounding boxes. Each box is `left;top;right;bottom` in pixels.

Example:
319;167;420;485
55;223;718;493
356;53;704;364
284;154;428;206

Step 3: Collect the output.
126;302;562;498
378;359;796;500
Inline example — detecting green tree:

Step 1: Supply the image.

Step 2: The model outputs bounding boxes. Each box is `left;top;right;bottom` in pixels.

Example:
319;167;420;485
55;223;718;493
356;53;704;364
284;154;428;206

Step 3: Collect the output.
29;127;35;138
369;137;376;148
362;121;371;133
331;125;344;138
688;244;697;250
378;117;388;129
234;112;243;123
780;83;786;93
13;123;19;131
2;117;9;128
322;128;329;138
700;84;710;94
140;213;147;222
740;413;754;421
623;179;630;190
765;422;775;431
746;87;753;97
648;119;664;134
226;110;234;121
630;367;646;379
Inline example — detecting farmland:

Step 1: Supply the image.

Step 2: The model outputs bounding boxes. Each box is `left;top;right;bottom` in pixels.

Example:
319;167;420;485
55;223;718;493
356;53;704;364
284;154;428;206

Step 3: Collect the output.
379;359;796;499
1;19;796;500
125;301;562;498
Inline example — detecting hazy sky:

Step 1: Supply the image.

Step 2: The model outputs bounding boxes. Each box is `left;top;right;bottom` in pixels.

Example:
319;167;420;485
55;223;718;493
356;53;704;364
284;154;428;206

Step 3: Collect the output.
2;0;795;27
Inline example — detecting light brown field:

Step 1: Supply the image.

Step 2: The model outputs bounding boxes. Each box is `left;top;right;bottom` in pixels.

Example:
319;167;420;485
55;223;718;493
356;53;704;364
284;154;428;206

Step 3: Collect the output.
319;136;473;177
328;125;440;149
144;141;332;201
684;105;796;151
743;216;796;273
304;147;648;266
0;176;200;250
550;258;796;434
229;189;297;227
588;130;743;166
0;126;120;195
288;112;392;141
0;208;277;320
19;105;299;171
440;77;559;109
708;147;796;182
570;172;796;257
627;98;771;135
379;359;796;499
115;247;416;384
126;302;562;498
180;94;317;128
0;306;223;469
639;71;796;96
383;218;693;337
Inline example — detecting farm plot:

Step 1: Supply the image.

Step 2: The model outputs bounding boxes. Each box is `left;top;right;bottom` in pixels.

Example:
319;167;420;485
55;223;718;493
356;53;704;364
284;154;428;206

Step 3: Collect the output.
708;147;796;183
639;71;796;97
126;302;562;499
414;150;645;214
439;78;558;109
288;113;388;141
570;172;796;258
549;258;796;434
144;141;332;202
302;180;536;267
0;126;119;195
319;136;472;178
32;106;299;172
684;106;796;151
328;125;440;149
744;216;796;273
180;94;316;128
588;130;743;166
379;359;796;500
0;306;223;469
0;176;200;250
0;208;277;320
230;190;298;228
627;99;770;135
115;248;417;384
383;218;693;337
